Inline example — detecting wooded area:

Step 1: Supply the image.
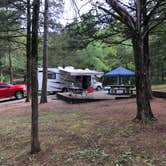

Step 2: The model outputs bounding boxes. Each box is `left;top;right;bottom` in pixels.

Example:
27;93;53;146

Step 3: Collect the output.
0;0;165;156
0;0;165;84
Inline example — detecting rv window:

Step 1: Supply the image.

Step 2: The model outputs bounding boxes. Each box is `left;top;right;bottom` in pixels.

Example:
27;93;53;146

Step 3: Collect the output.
48;72;56;79
76;76;81;82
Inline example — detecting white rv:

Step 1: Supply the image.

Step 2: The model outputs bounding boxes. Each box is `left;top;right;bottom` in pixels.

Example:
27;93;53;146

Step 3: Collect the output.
38;66;103;93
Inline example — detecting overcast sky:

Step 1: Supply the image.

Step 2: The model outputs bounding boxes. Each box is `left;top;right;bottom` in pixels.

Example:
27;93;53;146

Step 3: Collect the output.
63;0;94;24
62;0;129;25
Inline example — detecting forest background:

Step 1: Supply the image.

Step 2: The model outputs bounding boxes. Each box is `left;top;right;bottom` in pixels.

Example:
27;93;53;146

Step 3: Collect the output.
0;0;165;85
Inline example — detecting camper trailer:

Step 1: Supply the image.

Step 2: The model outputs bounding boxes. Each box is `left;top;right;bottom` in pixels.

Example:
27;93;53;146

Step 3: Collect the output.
38;66;103;93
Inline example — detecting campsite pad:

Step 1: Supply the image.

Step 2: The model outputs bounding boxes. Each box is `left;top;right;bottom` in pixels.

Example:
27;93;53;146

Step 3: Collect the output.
57;91;134;104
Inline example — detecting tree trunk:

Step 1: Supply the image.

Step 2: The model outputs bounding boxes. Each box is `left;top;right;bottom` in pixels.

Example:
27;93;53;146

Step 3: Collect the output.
161;65;164;83
0;72;2;81
143;34;153;99
26;0;31;102
142;0;152;99
31;0;41;154
0;55;2;81
8;44;13;84
132;37;156;122
40;0;49;104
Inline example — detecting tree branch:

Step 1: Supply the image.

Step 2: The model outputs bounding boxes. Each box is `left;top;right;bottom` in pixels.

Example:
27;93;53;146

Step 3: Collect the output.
146;0;165;22
145;18;166;36
98;6;126;25
106;0;136;31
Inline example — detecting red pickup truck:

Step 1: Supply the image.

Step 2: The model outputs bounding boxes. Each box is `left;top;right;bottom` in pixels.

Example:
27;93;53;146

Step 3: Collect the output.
0;82;27;99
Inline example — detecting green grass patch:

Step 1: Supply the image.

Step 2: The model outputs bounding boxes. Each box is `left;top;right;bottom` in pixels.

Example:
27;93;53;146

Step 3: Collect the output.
0;102;165;165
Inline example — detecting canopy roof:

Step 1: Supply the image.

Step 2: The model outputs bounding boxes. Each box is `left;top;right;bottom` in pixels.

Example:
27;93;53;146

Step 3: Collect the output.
105;67;135;77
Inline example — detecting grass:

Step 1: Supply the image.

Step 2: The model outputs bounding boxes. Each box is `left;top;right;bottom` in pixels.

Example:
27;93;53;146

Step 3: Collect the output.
0;99;166;165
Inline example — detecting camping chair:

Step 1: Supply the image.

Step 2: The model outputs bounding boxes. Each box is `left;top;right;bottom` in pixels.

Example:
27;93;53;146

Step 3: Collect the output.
87;86;94;93
84;86;94;97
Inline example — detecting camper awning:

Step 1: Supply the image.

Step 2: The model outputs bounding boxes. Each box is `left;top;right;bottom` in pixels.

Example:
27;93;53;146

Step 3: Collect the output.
59;66;104;77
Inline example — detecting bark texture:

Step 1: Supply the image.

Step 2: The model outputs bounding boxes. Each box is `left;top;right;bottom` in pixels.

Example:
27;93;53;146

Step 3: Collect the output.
26;0;31;102
142;0;153;99
40;0;49;104
132;37;156;121
8;44;13;84
31;0;41;154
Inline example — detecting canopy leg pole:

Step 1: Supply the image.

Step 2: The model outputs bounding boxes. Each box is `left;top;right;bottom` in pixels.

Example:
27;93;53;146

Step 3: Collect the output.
117;76;120;85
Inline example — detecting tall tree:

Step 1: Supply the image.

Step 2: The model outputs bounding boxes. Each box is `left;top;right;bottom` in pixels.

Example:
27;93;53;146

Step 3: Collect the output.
0;0;27;82
40;0;49;103
31;0;41;154
99;0;165;121
26;0;32;102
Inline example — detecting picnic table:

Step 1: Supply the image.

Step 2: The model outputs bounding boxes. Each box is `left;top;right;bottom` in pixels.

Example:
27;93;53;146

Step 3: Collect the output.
108;85;135;95
68;86;94;96
68;86;83;94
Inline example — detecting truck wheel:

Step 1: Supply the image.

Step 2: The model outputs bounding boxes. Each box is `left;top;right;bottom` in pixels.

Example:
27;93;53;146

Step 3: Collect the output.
15;91;24;99
96;86;101;91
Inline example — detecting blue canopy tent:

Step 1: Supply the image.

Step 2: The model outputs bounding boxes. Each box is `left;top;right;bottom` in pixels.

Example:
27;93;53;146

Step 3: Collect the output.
105;67;135;84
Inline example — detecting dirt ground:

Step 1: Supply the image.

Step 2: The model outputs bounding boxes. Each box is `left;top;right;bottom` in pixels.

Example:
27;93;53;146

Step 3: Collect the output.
0;96;166;165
